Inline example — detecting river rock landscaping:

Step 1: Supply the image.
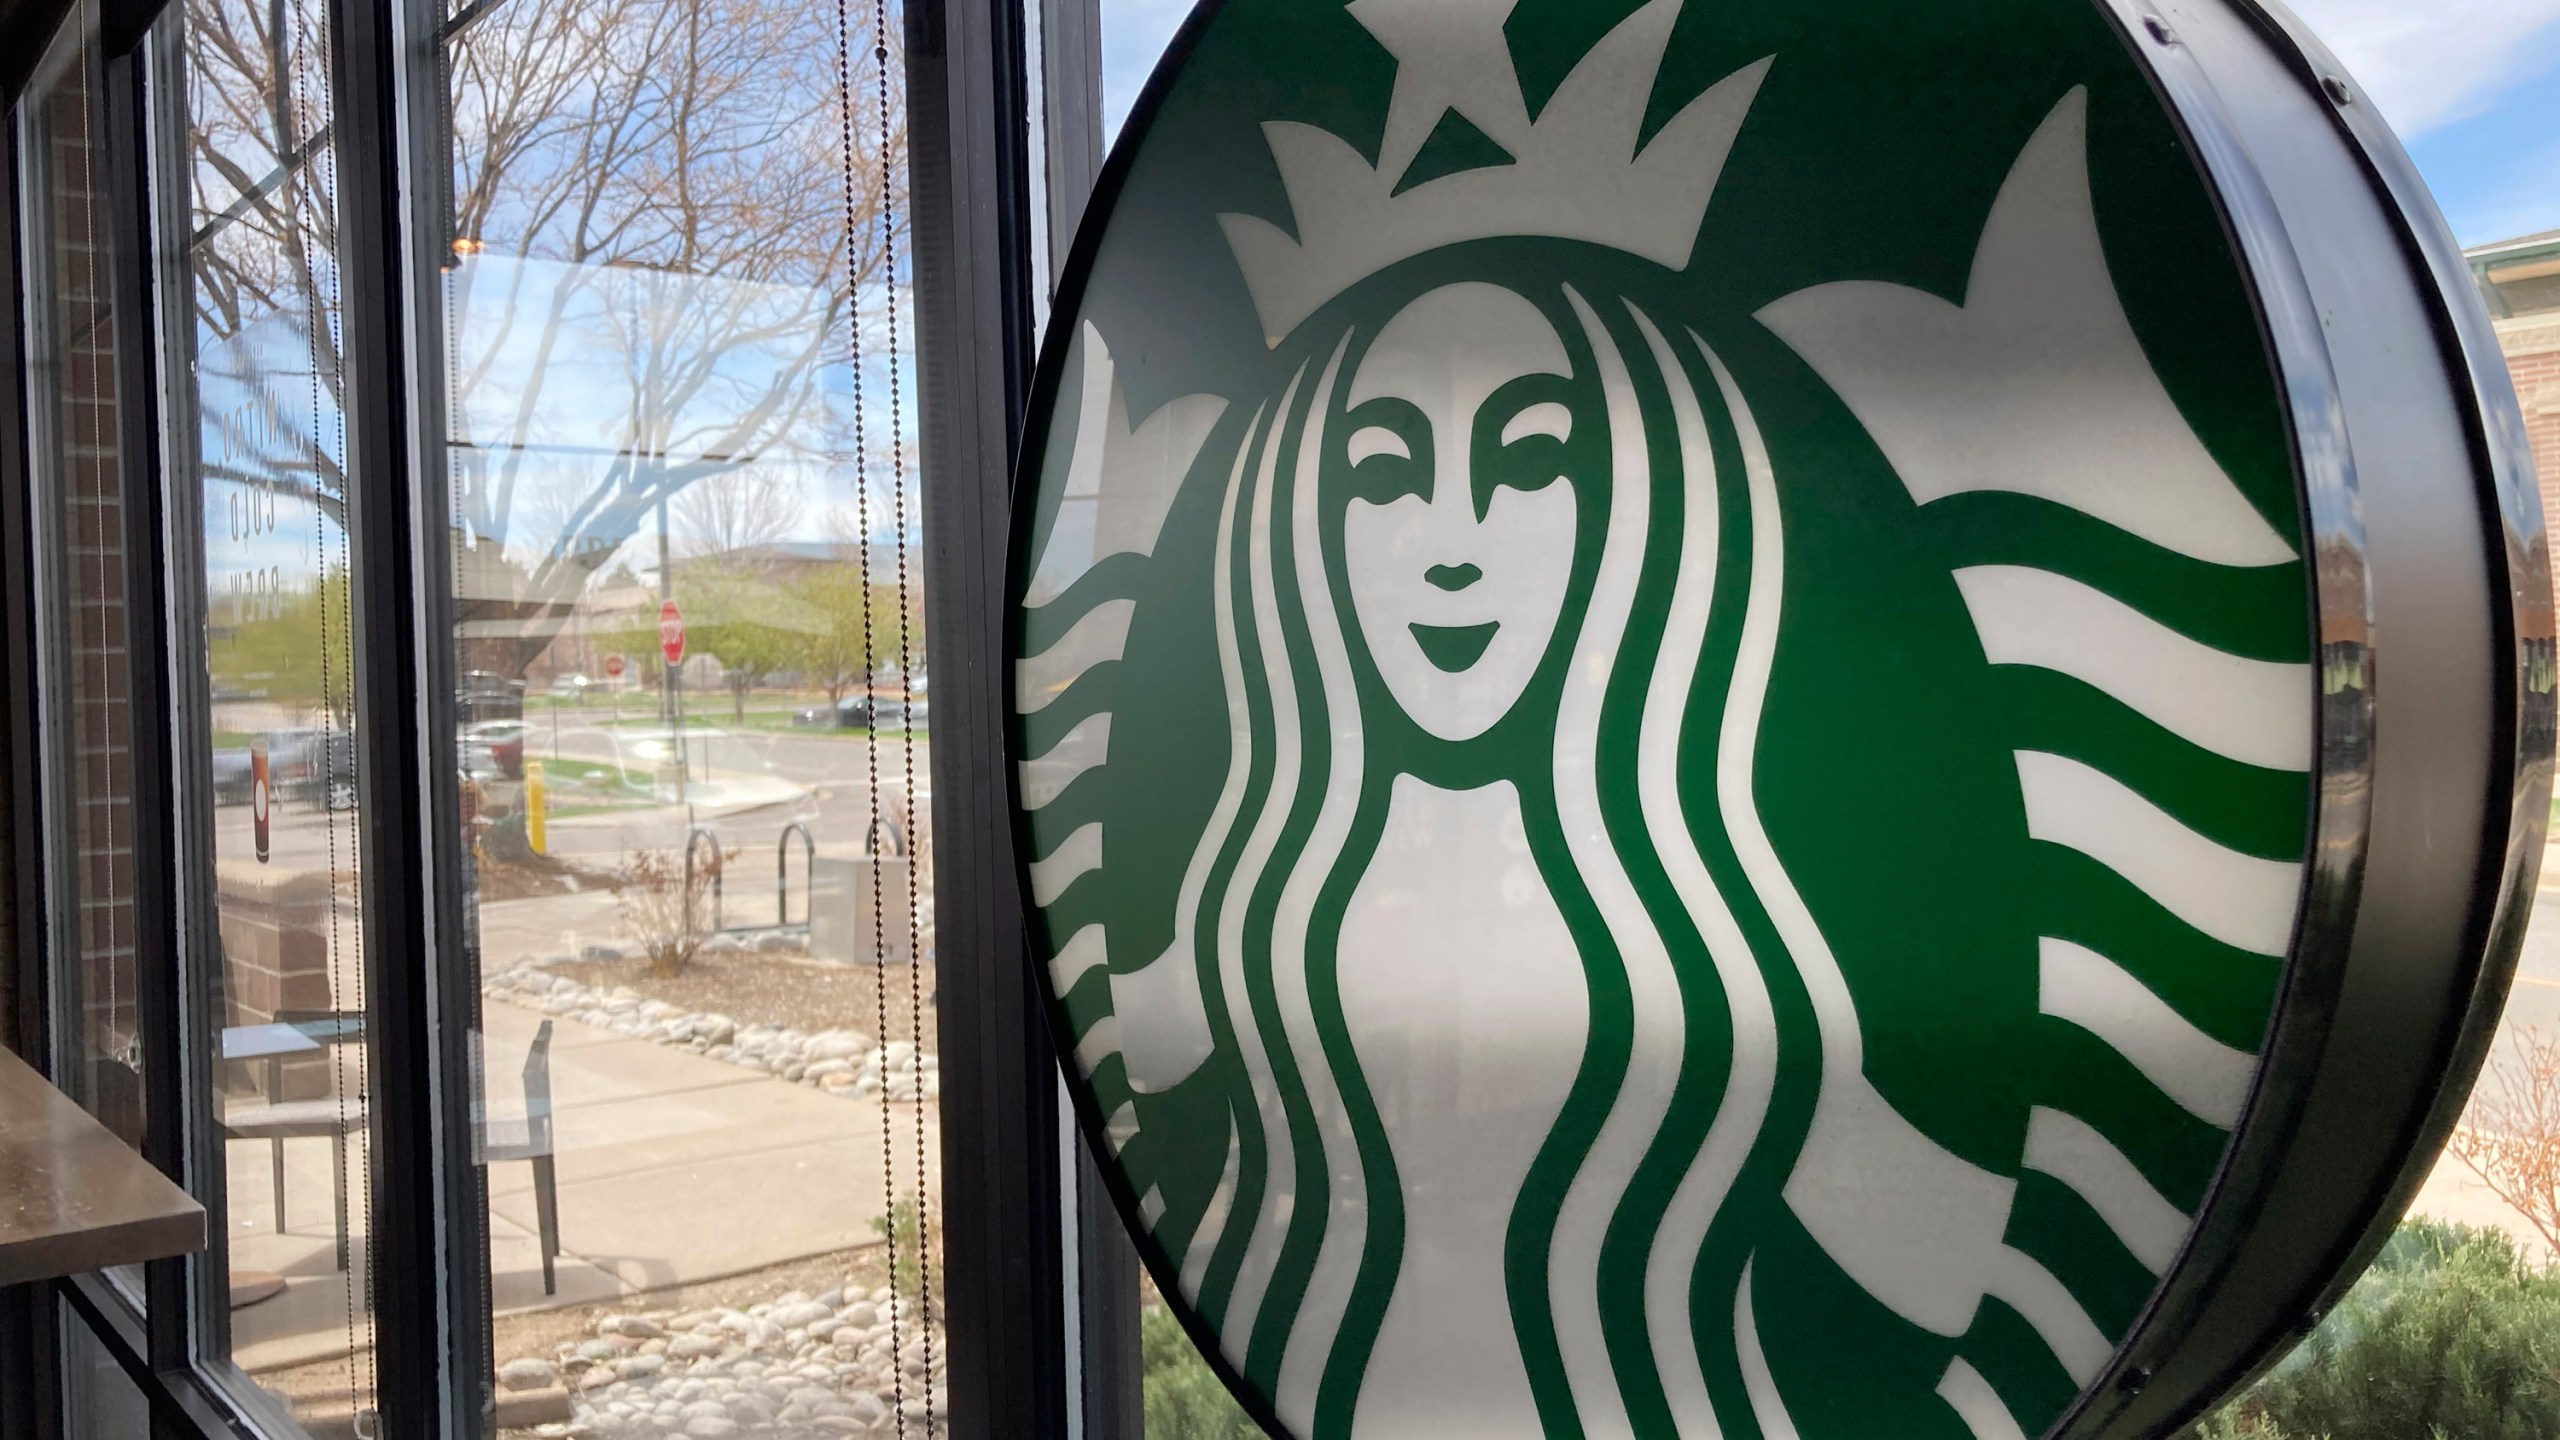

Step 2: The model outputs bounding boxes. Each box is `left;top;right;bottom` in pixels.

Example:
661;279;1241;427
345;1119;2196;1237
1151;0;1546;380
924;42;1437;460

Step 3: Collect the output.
484;961;941;1101
504;1289;948;1438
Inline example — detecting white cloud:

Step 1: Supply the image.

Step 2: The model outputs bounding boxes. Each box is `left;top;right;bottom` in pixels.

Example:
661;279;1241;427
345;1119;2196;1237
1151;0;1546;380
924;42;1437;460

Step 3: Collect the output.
2287;0;2560;134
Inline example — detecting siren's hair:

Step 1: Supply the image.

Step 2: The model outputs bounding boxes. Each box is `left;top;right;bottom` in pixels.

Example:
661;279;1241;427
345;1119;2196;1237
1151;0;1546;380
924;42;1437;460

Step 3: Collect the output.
1165;282;1804;1438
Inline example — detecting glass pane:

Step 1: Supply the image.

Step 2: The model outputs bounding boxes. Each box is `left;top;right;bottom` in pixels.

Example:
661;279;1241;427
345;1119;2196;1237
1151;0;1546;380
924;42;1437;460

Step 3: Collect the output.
150;0;385;1427
18;0;147;1169
1098;0;1187;145
59;1302;151;1440
1087;7;1249;1434
407;0;944;1431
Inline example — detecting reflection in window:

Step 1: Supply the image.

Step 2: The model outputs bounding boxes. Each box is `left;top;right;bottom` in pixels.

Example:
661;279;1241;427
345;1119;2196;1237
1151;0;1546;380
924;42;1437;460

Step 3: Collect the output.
19;0;146;1173
61;1304;152;1439
155;0;381;1428
416;0;944;1431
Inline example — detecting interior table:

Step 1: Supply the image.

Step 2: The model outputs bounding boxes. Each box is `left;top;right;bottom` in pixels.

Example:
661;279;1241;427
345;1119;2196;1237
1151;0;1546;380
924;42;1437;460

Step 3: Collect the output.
0;1045;204;1288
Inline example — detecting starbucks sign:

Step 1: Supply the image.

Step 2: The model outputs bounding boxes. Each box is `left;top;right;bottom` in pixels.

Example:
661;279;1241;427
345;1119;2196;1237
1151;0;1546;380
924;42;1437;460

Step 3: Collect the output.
1005;2;2554;1436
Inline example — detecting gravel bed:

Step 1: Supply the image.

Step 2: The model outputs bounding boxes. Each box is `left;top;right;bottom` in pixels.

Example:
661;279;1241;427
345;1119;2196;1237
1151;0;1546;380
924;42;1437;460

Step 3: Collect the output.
485;961;940;1100
502;1287;948;1438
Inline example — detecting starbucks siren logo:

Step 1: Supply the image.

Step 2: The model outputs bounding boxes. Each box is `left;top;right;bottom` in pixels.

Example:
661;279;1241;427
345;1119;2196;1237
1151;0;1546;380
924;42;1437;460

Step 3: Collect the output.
1014;2;2317;1436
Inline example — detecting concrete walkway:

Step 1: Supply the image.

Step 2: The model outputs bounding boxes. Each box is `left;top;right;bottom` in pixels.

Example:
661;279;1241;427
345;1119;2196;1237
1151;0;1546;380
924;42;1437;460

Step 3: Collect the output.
230;995;936;1374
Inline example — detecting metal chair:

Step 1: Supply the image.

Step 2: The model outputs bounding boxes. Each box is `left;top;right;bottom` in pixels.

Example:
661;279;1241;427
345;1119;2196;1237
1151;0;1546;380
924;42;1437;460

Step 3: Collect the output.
479;1020;561;1295
218;1009;366;1271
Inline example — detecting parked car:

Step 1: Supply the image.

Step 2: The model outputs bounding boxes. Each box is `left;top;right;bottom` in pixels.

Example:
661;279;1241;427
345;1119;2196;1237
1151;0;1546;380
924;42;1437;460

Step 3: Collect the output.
797;695;874;729
261;729;359;809
457;669;527;728
548;673;594;702
210;747;254;807
793;691;928;731
460;720;527;782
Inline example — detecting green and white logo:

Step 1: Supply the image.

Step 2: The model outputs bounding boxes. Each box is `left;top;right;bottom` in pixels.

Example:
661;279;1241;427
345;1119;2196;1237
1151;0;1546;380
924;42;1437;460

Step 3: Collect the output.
1011;2;2318;1436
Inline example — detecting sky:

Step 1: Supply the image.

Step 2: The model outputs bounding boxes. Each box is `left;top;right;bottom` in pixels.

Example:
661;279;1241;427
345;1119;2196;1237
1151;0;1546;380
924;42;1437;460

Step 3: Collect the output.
1097;0;2560;249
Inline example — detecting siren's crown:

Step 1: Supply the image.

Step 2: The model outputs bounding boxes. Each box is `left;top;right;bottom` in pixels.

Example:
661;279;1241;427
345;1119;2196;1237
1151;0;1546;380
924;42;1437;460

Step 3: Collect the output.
1218;0;1770;347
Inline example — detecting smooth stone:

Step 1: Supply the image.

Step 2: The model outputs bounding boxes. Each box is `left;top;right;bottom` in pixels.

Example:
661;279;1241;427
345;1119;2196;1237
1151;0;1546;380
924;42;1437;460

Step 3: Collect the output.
807;1032;871;1062
499;1358;560;1391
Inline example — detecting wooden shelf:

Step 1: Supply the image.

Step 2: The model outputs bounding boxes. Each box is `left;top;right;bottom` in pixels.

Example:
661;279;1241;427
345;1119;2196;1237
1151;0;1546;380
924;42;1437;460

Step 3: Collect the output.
0;1046;203;1288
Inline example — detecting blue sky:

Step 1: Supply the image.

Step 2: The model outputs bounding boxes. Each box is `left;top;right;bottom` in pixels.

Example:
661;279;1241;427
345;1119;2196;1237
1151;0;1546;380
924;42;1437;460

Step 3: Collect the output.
1098;0;2560;249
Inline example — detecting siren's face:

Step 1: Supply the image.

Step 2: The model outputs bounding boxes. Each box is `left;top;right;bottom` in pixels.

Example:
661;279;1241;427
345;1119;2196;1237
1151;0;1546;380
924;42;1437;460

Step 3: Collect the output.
1340;283;1582;741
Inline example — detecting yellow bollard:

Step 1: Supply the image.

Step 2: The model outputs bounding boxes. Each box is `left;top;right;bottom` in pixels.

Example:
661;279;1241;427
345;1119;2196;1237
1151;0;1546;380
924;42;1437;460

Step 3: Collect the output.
526;759;548;856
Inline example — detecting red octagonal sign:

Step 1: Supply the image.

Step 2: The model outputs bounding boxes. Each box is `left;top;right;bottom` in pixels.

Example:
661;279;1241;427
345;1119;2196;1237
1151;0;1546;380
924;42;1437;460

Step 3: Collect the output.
659;599;685;667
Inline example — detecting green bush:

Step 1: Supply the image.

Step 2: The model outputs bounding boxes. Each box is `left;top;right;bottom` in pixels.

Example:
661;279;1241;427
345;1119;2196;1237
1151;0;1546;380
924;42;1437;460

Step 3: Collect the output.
1133;1218;2560;1440
1142;1306;1265;1440
2189;1218;2560;1440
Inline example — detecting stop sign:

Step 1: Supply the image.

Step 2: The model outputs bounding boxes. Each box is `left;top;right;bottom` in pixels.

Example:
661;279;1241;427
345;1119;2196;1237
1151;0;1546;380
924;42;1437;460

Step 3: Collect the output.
659;600;685;666
604;654;626;680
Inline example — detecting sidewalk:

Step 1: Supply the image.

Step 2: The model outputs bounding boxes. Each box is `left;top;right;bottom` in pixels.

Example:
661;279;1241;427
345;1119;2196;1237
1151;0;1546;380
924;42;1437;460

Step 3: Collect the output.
230;996;936;1374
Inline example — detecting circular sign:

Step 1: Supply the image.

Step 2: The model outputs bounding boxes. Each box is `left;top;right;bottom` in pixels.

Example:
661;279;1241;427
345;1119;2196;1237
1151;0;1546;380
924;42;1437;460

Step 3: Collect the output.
605;654;628;681
1007;4;2553;1438
251;738;272;865
660;600;686;667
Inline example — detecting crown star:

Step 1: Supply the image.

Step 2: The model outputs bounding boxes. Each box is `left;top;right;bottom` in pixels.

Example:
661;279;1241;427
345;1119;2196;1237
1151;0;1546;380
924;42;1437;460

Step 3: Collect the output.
1219;0;1771;347
1345;0;1532;182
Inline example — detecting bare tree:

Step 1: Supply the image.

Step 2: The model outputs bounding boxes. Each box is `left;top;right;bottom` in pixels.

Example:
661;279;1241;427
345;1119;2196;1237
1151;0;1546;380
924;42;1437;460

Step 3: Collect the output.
673;466;806;564
182;0;350;527
176;0;909;681
2448;1026;2560;1257
439;0;907;677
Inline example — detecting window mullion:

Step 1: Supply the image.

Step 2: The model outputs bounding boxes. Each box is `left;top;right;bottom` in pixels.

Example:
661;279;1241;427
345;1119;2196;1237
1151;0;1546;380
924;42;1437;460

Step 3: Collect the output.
323;0;452;1432
907;1;1071;1437
93;26;198;1379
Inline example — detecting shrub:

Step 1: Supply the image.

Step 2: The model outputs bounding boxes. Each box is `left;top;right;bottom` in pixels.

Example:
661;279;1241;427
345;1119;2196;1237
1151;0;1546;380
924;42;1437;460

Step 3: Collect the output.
2189;1219;2560;1440
1142;1307;1263;1440
872;1191;929;1295
611;846;719;977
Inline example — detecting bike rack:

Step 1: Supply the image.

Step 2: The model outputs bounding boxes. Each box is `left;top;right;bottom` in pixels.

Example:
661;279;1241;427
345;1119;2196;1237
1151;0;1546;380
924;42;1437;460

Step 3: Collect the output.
777;822;816;928
683;825;724;938
865;809;908;860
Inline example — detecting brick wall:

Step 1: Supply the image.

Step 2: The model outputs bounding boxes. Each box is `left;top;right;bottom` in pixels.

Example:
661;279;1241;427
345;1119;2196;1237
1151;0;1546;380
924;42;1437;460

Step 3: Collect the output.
2504;318;2560;600
35;49;146;1146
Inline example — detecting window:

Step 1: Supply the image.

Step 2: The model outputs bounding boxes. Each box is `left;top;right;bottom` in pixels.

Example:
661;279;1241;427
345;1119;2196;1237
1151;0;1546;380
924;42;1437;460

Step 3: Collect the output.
409;0;948;1432
58;1298;149;1439
18;0;147;1186
151;0;386;1425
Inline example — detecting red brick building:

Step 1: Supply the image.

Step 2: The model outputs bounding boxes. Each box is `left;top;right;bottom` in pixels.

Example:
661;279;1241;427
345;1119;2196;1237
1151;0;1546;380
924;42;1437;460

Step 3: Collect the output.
2473;230;2560;606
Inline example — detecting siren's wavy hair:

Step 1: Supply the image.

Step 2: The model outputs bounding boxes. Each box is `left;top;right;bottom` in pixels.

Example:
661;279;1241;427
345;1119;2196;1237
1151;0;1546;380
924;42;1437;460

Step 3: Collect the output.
1159;270;1819;1438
